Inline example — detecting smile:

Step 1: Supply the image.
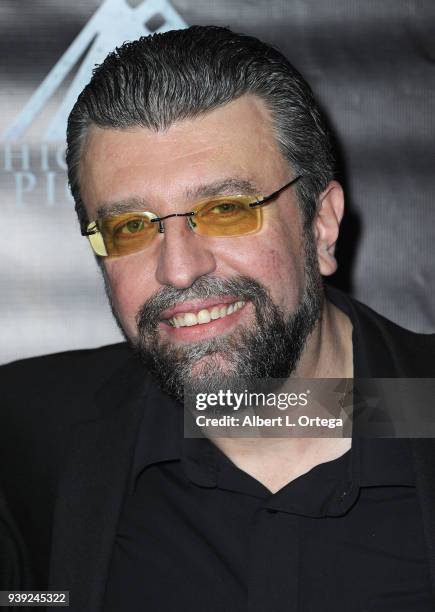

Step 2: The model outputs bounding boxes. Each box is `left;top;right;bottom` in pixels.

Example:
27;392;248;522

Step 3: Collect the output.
168;300;246;328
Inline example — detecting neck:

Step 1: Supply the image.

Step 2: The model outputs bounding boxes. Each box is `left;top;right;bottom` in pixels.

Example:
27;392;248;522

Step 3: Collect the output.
210;298;354;493
295;297;354;378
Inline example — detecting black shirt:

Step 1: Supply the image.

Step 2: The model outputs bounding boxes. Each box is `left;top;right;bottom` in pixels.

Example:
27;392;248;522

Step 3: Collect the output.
103;290;434;611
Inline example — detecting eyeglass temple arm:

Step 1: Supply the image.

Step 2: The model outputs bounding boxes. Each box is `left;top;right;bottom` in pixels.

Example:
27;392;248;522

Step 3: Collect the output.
81;221;99;236
249;175;302;209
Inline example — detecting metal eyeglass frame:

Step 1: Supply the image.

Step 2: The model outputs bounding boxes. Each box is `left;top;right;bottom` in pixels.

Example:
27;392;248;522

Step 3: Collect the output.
81;174;302;237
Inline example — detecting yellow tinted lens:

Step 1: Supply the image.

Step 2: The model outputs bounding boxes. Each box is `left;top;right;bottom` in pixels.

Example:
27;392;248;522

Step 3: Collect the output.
191;196;262;237
100;211;158;257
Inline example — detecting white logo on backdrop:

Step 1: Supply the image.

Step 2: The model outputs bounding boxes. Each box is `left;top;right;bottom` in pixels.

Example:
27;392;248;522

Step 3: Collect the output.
1;0;186;207
3;0;186;142
2;0;187;142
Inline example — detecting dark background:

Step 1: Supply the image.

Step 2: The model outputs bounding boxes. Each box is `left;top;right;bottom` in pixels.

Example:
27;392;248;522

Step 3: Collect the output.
0;0;434;364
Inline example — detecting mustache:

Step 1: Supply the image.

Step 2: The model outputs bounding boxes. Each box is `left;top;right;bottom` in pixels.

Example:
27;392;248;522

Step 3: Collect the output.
135;275;274;334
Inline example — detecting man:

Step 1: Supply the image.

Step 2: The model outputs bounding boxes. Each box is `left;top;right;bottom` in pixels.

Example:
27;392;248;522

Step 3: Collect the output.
1;25;435;611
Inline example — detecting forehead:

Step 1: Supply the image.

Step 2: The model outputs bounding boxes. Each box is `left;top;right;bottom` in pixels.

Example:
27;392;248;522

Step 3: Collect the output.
79;94;288;216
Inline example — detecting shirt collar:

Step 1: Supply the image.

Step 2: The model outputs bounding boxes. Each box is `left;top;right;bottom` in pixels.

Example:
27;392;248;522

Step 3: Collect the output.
180;431;414;518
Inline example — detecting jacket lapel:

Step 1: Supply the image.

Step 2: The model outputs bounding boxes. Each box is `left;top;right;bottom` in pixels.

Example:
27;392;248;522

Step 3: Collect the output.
48;356;150;612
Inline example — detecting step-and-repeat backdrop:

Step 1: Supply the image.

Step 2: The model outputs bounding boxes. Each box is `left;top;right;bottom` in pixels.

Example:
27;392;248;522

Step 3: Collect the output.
1;0;434;364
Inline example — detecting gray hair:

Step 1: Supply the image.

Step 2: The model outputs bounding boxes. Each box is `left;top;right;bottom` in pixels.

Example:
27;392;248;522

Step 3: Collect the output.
66;25;335;230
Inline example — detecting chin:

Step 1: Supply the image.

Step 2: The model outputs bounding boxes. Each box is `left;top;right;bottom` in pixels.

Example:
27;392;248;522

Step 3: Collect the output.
190;353;235;376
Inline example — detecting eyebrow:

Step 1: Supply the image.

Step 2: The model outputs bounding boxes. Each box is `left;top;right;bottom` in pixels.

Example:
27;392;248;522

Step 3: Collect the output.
95;177;261;219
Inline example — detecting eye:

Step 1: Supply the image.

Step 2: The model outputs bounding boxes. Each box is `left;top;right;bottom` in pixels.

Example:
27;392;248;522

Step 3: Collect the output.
118;218;147;235
209;202;240;214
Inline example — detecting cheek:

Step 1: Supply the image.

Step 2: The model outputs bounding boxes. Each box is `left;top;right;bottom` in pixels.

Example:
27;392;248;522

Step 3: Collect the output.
257;244;305;307
252;204;305;264
217;229;305;313
103;259;157;337
266;218;307;297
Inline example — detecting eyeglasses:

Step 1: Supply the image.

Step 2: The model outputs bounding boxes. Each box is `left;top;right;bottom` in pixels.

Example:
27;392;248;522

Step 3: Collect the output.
82;175;302;258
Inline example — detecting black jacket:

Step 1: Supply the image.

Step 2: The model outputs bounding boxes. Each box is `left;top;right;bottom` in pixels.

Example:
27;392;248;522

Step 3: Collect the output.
0;486;33;591
0;287;434;611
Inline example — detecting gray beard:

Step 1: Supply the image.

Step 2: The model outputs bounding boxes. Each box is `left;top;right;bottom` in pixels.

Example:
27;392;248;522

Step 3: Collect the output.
121;230;324;402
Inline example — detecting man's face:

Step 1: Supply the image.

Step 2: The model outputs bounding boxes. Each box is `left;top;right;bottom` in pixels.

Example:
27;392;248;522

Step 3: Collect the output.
79;95;323;398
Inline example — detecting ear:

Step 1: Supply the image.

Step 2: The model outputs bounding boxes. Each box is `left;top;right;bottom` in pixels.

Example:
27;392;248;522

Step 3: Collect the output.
313;180;345;276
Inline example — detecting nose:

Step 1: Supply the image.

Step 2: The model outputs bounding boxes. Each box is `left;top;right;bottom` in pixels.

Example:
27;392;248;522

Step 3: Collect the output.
154;217;216;288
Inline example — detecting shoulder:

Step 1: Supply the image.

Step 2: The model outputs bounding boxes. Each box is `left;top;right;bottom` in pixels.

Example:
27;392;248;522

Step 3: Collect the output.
0;342;133;396
0;342;135;437
325;285;435;376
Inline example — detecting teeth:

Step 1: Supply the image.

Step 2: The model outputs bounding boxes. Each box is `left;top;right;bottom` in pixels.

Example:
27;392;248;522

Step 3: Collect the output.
184;313;197;326
168;301;245;328
197;309;211;324
210;306;220;320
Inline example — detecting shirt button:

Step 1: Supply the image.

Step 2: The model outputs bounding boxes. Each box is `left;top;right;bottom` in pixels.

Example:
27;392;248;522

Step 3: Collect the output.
339;491;348;502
